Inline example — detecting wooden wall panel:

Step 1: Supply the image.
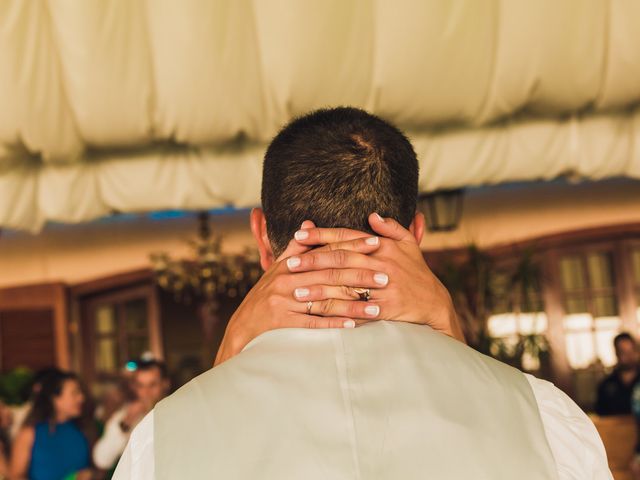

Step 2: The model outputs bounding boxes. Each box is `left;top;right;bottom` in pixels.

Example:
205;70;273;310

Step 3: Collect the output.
0;309;56;371
0;283;70;370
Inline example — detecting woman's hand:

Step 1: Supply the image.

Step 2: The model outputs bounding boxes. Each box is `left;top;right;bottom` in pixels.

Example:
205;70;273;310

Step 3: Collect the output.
214;224;389;366
214;213;463;366
292;213;464;341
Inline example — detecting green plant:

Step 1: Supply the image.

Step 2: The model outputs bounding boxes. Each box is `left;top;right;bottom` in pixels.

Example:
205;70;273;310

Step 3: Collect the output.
435;245;551;373
0;367;34;405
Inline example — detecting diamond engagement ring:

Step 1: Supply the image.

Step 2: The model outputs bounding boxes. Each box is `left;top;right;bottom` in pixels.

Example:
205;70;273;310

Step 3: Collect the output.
306;301;313;314
353;288;371;301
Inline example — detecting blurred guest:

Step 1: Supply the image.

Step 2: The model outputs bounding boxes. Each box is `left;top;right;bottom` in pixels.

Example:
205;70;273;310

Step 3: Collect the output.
630;382;640;478
0;452;7;479
9;371;91;480
93;360;169;471
0;454;7;479
0;400;11;478
94;380;128;430
9;368;64;440
596;333;640;416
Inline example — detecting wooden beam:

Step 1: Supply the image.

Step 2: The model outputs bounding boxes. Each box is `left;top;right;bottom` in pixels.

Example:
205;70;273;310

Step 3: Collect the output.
70;268;153;297
424;222;640;259
52;284;70;369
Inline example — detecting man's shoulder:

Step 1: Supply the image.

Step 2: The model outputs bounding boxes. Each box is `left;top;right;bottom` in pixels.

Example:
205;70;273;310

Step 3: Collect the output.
158;321;529;414
368;321;528;378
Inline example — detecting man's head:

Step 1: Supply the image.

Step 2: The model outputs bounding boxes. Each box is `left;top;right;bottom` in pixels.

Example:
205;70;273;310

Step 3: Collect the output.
614;333;638;371
132;360;170;409
252;107;422;268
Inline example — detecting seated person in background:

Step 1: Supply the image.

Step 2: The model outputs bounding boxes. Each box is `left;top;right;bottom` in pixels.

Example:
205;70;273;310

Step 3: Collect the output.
115;107;611;480
0;451;6;480
94;379;128;430
0;401;10;478
597;332;640;416
93;360;169;472
10;370;91;480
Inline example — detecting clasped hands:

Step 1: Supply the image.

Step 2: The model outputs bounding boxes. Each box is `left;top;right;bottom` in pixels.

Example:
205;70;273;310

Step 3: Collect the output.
214;213;464;366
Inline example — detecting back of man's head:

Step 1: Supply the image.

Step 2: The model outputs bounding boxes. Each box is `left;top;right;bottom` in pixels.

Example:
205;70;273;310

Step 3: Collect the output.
262;107;419;257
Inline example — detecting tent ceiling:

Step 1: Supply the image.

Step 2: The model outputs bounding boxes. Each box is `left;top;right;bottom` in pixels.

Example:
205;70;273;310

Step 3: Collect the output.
1;0;640;231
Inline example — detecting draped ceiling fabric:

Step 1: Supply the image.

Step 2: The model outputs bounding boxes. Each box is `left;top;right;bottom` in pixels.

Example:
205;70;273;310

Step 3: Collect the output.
1;0;640;232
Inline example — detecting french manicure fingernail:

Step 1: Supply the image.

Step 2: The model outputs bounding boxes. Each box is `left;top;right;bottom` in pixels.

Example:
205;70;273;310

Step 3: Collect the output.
364;305;380;317
343;320;356;328
374;273;389;286
294;230;309;240
365;236;379;245
374;212;385;222
287;256;301;269
294;288;309;299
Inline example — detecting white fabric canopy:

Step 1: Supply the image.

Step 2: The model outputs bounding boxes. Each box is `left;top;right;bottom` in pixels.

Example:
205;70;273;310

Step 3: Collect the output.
2;0;640;231
3;111;640;232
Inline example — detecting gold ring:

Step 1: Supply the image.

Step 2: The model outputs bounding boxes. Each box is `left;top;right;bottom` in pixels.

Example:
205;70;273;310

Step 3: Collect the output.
306;301;313;314
353;288;371;302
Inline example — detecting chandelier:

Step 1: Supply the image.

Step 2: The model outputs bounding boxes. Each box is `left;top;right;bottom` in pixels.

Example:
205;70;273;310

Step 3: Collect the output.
150;212;262;304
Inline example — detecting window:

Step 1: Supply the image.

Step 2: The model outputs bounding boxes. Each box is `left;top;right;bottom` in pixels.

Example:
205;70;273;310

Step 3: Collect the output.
436;228;640;410
487;267;548;371
559;251;620;369
95;305;118;373
82;286;157;380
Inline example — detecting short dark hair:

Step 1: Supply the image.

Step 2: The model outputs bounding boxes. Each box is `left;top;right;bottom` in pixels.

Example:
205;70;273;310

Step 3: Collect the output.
262;107;419;257
614;332;635;349
135;359;169;379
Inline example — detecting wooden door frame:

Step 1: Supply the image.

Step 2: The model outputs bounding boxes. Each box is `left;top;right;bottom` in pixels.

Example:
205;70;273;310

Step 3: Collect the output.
73;270;163;383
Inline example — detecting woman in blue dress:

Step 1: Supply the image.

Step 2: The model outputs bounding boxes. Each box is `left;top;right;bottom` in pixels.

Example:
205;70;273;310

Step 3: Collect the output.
9;370;91;480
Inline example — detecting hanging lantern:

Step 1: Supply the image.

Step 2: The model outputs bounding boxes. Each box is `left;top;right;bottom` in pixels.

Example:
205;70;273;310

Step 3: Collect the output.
418;189;464;232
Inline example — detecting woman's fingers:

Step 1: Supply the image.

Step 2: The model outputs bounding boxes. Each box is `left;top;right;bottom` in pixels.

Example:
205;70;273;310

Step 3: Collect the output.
295;315;375;328
300;220;316;229
276;225;380;261
281;314;356;329
287;268;389;290
276;225;316;261
311;236;382;255
292;284;377;302
291;297;382;319
294;213;417;248
368;212;415;242
286;248;385;273
293;226;370;245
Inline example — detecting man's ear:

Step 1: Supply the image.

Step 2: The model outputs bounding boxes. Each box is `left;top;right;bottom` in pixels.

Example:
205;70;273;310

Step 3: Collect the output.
250;208;275;270
409;211;426;245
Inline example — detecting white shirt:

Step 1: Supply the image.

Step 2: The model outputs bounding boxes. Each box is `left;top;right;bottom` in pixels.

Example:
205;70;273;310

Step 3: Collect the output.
94;406;134;470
